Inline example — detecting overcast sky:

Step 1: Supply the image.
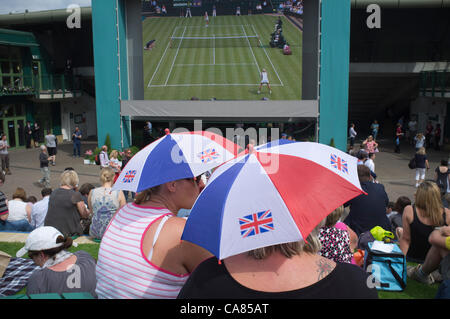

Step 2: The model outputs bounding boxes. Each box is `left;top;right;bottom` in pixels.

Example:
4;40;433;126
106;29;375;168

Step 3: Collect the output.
0;0;91;14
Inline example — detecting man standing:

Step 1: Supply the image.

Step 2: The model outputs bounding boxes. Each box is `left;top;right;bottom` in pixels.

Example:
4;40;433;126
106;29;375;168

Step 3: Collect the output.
257;68;272;94
33;122;40;147
204;11;209;27
408;117;418;146
425;121;434;149
25;121;33;149
72;127;82;157
0;134;11;175
39;145;54;188
348;123;357;148
185;6;192;18
434;123;441;151
45;130;57;166
212;5;216;17
30;188;52;228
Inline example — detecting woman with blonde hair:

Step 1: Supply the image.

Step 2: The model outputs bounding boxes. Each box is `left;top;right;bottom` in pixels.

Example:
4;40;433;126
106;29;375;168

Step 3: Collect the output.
44;169;90;237
362;135;378;154
108;149;121;182
414;132;425;152
399;181;450;283
318;205;357;264
88;167;126;240
178;221;377;298
414;147;429;187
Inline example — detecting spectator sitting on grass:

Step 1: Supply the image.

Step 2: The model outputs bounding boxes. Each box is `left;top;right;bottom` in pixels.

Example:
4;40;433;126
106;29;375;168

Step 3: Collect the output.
387;196;412;239
399;181;450;269
6;187;34;232
88;167;126;240
30;188;52;229
318;205;357;264
16;226;97;297
408;225;450;287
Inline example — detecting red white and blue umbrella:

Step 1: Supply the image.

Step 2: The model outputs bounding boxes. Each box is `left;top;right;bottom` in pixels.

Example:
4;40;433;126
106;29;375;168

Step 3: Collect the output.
181;141;365;260
112;131;239;193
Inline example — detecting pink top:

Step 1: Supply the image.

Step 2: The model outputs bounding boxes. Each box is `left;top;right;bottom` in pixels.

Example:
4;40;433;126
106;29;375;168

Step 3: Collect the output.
334;221;348;231
365;141;377;153
95;203;189;299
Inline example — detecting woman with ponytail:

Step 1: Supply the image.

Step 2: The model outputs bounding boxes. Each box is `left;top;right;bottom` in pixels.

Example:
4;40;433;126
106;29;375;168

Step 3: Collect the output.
16;226;97;297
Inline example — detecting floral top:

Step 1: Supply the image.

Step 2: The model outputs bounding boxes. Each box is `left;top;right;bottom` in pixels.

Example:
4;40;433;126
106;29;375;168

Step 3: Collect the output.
318;222;353;264
364;141;377;154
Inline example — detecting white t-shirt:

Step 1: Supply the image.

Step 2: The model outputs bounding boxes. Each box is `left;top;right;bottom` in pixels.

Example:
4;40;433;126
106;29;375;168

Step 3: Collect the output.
45;134;57;148
261;71;269;83
364;159;375;173
0;140;8;155
7;199;28;222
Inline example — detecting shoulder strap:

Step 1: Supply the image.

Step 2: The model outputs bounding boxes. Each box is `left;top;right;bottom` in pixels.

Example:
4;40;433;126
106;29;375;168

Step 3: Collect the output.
387;259;406;290
147;215;171;261
444;210;448;227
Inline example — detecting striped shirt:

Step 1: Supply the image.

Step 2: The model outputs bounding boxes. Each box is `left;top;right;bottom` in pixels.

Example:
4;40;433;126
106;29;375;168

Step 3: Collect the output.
95;203;189;299
0;191;8;217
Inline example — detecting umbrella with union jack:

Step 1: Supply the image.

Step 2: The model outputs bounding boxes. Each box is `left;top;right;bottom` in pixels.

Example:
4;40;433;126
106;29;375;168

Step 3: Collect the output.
181;141;365;260
112;131;239;193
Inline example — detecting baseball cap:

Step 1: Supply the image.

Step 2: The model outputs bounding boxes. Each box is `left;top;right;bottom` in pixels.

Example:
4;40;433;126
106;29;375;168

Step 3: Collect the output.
16;226;64;257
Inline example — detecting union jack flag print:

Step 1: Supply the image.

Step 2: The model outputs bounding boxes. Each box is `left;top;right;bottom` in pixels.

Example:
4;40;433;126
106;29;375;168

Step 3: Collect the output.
239;210;274;238
330;154;348;173
122;170;137;183
198;148;220;163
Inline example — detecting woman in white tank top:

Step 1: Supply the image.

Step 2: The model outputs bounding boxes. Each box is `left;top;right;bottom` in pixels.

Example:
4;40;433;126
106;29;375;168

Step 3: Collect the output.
95;175;212;299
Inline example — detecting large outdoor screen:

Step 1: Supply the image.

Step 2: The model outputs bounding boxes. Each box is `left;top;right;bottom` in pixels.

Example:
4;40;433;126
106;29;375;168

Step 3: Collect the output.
142;2;303;100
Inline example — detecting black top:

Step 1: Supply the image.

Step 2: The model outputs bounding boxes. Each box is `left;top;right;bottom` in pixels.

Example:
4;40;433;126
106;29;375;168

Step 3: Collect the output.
407;205;447;262
344;181;391;237
414;154;427;169
177;257;378;299
39;152;49;168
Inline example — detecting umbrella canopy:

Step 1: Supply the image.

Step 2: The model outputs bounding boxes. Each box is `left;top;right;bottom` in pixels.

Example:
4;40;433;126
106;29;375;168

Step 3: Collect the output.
112;131;239;193
181;141;365;260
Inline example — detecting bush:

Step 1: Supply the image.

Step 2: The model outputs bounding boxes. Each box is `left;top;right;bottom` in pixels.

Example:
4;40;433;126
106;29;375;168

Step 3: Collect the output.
104;134;112;153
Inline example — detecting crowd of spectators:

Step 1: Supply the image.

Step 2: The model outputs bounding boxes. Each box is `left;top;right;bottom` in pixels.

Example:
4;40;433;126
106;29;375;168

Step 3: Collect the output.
279;0;303;15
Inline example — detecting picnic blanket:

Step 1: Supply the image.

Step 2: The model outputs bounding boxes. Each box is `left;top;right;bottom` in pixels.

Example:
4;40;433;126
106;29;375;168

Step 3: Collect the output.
0;257;39;296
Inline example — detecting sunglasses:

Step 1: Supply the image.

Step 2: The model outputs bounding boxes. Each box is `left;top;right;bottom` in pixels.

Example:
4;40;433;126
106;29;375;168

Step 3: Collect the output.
185;175;203;185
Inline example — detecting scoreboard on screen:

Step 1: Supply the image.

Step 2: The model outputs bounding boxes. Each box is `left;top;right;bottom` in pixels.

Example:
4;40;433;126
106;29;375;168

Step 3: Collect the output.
173;0;202;7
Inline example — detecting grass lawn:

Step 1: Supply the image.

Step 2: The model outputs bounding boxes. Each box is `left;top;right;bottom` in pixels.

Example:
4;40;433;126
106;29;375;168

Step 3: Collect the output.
0;242;439;298
143;15;302;100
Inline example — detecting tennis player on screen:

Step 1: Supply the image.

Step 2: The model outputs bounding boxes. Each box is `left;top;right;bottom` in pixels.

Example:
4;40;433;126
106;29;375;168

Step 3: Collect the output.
258;68;272;94
205;11;209;27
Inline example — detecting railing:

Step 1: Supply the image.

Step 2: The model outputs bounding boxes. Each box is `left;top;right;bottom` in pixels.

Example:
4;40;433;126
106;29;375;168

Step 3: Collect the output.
0;74;82;98
420;70;450;98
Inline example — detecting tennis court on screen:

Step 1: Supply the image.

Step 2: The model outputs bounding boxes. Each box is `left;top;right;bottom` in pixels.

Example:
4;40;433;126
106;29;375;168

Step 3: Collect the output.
142;15;302;100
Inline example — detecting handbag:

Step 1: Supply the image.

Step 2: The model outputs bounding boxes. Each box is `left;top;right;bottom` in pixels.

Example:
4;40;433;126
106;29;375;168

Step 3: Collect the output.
408;157;416;169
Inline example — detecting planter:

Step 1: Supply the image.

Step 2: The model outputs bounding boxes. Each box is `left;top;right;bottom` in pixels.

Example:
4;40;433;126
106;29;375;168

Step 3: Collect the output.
84;159;96;165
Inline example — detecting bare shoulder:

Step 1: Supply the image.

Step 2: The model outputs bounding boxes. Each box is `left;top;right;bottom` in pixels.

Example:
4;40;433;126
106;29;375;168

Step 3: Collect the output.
403;205;414;222
444;207;450;224
315;256;336;281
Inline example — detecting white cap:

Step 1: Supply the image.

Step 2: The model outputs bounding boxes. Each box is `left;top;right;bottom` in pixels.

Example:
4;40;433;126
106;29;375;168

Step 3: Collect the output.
16;226;64;257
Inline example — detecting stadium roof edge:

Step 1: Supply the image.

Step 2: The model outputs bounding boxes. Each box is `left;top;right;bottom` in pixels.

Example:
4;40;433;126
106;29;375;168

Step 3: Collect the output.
351;0;450;8
0;7;92;26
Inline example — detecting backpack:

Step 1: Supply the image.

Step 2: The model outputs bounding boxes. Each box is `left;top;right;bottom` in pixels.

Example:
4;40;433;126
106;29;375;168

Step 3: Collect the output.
408;157;416;169
94;154;100;165
436;170;448;194
363;241;407;291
